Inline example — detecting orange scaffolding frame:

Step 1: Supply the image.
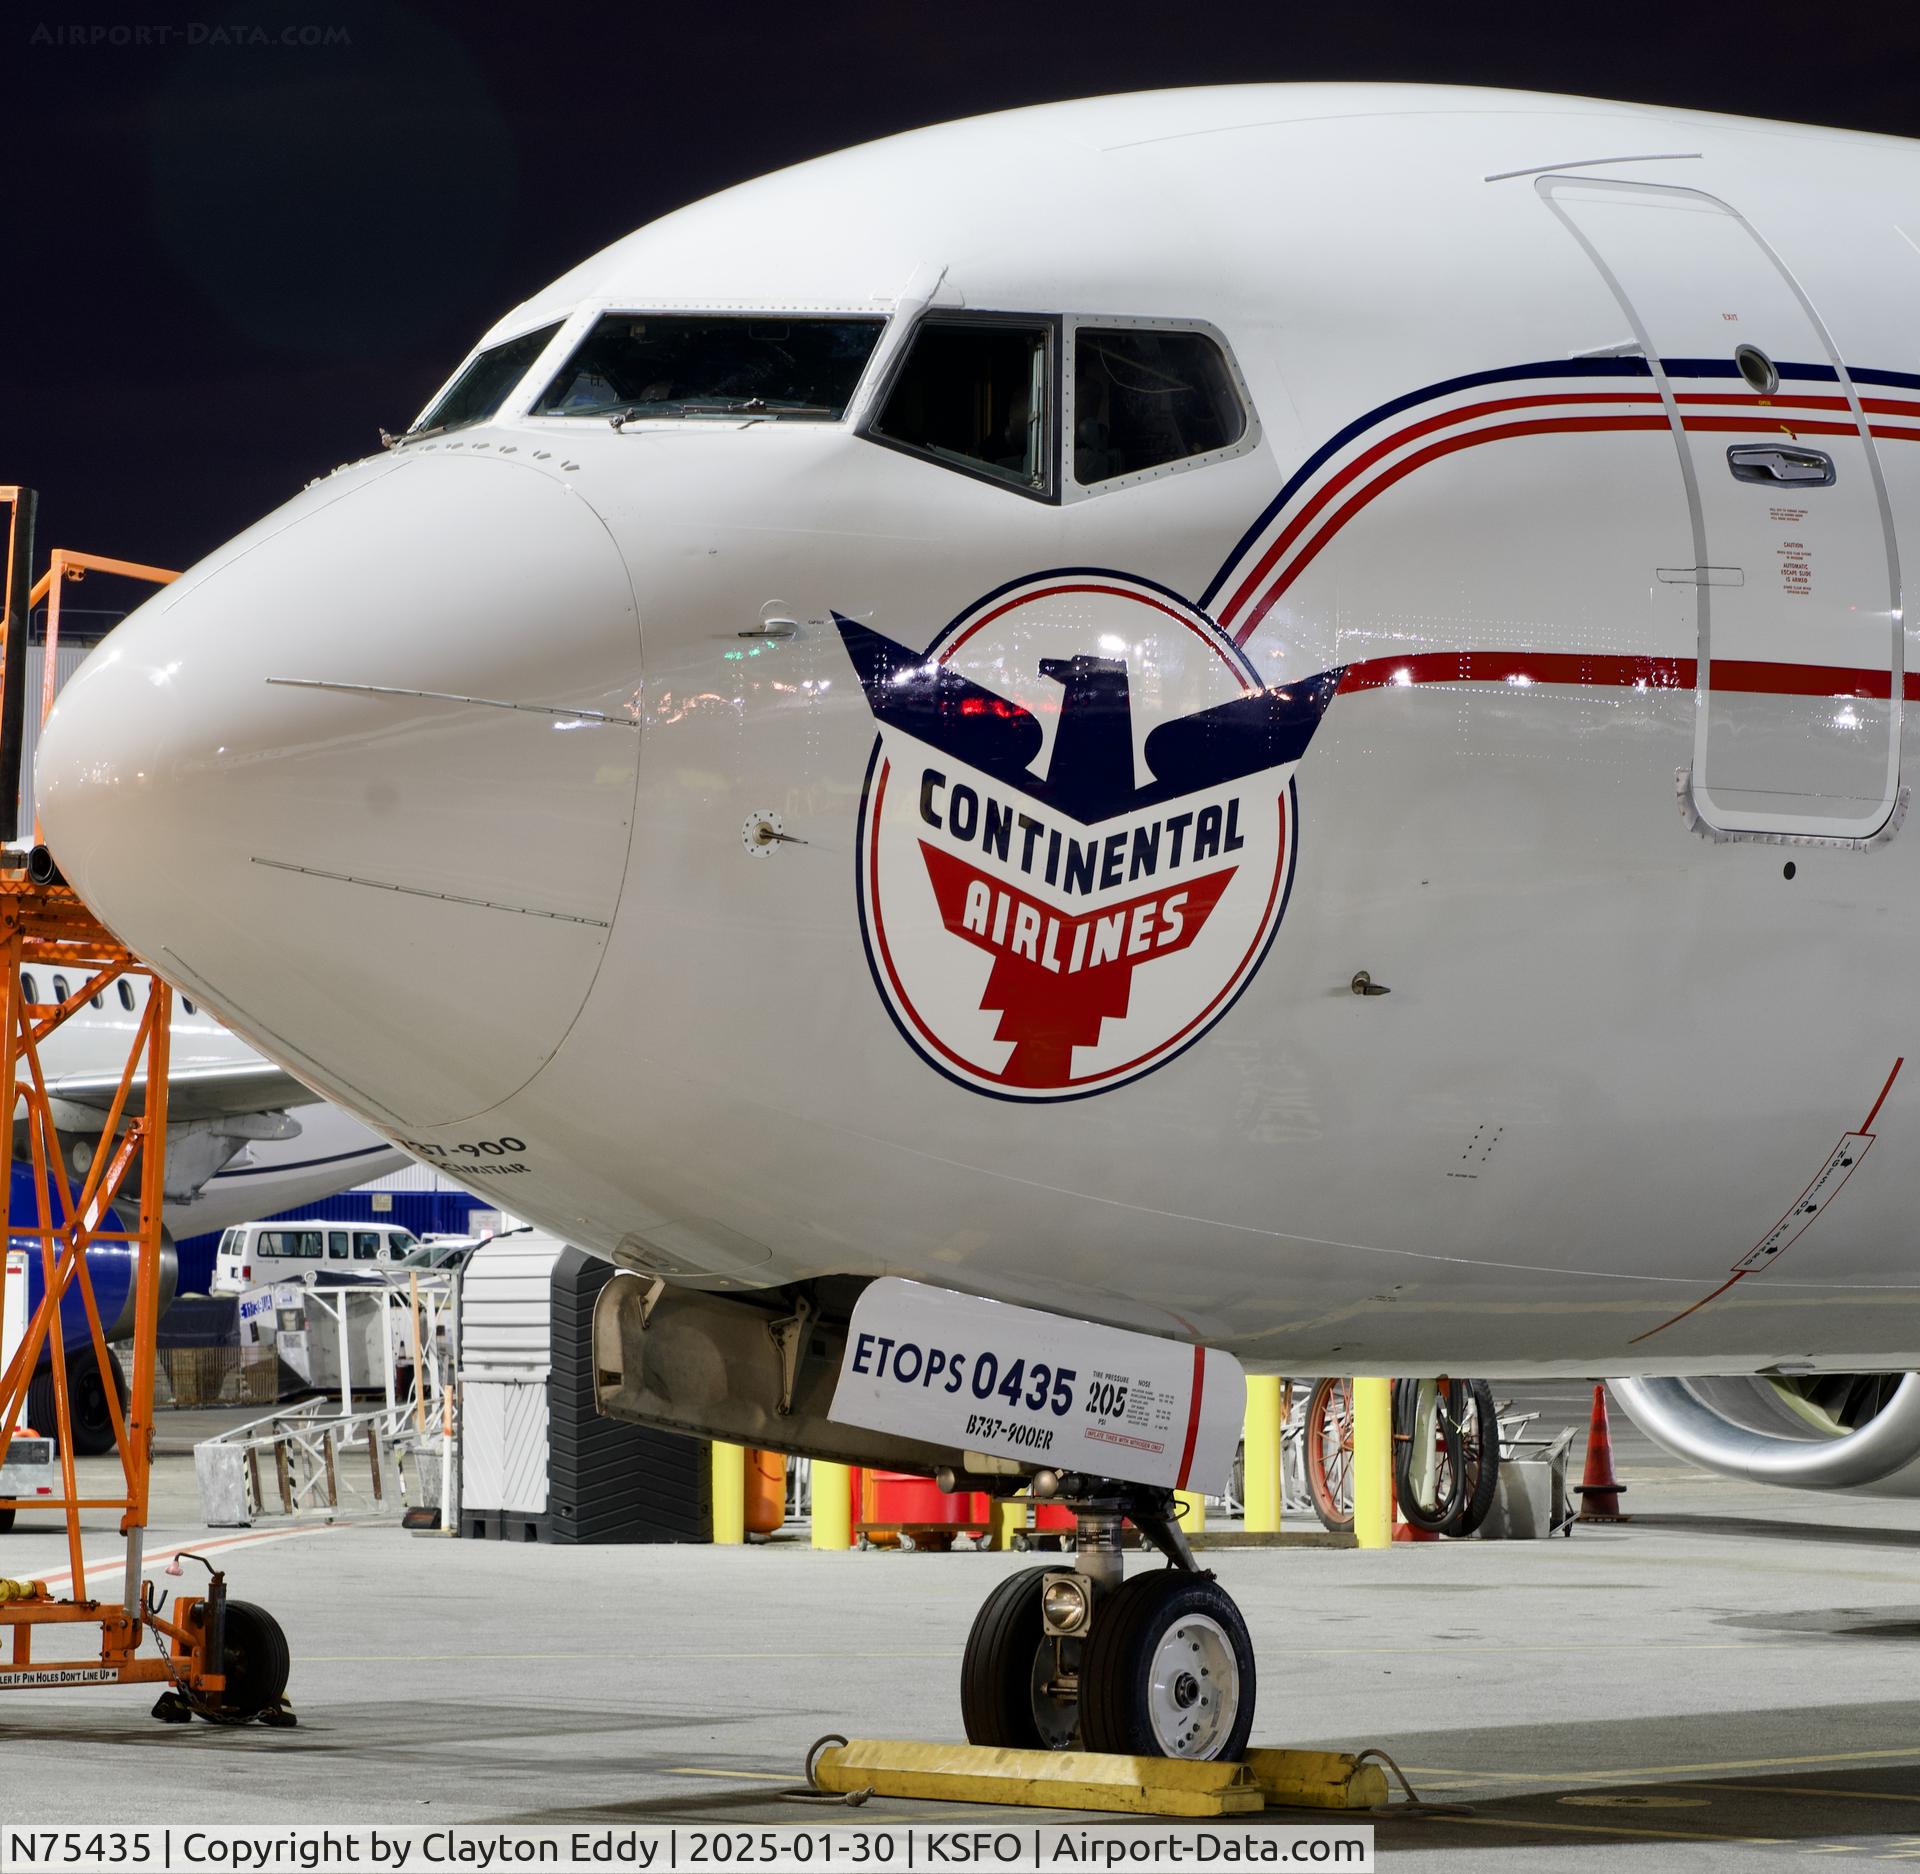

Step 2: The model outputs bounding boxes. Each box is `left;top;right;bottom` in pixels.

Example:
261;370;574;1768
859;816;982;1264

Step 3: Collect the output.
0;486;274;1717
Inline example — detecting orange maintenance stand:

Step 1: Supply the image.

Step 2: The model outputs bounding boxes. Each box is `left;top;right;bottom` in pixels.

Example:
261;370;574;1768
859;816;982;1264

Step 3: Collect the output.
0;484;290;1724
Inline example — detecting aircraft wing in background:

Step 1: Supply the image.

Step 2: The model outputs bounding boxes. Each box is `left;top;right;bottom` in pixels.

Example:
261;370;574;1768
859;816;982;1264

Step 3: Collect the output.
40;1060;327;1124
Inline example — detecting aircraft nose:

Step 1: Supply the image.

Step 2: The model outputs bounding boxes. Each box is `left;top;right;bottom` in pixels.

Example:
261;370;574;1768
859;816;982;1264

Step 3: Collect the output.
36;452;641;1131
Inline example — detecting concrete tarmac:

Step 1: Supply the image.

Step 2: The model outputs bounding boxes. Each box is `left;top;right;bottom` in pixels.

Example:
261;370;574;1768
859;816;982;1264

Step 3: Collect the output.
4;1383;1920;1867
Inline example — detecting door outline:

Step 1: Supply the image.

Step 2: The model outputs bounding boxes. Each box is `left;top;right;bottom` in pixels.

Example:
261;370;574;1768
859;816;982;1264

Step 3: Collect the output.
1537;172;1904;842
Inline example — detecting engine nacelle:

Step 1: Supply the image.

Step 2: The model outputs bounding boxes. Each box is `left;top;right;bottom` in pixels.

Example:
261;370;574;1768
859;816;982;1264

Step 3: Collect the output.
1611;1372;1920;1497
11;1161;175;1359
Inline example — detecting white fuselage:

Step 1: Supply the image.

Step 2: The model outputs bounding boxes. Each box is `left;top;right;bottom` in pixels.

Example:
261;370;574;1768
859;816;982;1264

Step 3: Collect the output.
34;85;1920;1377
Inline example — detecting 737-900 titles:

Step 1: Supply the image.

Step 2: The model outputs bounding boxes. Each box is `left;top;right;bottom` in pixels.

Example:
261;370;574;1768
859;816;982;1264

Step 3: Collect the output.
398;1135;530;1176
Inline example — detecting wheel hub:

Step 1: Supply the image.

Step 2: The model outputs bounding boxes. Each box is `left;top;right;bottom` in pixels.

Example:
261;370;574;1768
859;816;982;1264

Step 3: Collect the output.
1147;1615;1238;1758
1027;1637;1082;1749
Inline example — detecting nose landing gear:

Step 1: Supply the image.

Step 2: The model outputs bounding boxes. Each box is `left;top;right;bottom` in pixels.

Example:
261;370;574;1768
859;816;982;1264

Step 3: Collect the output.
959;1480;1255;1762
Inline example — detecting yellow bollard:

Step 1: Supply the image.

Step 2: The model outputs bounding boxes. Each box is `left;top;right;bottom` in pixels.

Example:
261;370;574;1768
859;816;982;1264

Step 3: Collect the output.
812;1460;854;1551
991;1497;1023;1552
1352;1377;1394;1549
710;1441;746;1545
1176;1489;1207;1533
1242;1374;1284;1533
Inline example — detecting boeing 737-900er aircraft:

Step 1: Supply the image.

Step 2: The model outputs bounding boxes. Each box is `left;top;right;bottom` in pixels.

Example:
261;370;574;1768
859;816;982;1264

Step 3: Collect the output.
9;984;404;1453
33;81;1920;1757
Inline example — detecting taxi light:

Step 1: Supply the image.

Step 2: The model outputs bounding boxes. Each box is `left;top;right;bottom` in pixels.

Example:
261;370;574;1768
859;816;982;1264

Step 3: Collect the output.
1041;1575;1091;1635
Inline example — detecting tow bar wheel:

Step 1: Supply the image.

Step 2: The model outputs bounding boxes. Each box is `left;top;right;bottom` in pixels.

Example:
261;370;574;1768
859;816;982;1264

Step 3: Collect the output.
1079;1570;1256;1761
187;1599;291;1724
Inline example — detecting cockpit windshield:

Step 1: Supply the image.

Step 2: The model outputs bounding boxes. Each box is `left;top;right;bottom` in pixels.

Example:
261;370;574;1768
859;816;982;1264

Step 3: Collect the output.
412;322;562;437
531;314;885;421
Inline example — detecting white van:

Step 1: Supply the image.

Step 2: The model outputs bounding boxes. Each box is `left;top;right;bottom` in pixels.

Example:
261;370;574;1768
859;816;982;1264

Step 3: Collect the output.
211;1220;421;1295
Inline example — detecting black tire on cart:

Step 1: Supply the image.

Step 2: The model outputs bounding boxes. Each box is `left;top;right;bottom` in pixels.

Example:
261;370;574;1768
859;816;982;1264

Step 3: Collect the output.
0;1508;15;1533
1453;1379;1502;1537
26;1368;56;1445
70;1347;128;1457
1394;1376;1468;1532
31;1347;127;1457
960;1566;1079;1750
1079;1569;1256;1761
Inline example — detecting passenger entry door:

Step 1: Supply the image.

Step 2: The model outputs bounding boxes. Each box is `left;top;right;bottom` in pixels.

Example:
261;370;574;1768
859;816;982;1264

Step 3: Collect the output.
1538;173;1902;840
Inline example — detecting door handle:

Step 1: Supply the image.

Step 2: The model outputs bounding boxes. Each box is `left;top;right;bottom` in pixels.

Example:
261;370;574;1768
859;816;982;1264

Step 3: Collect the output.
1727;443;1835;487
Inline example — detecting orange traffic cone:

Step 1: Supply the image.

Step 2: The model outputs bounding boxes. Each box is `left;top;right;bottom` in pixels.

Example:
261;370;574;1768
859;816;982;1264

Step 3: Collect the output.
1575;1383;1630;1523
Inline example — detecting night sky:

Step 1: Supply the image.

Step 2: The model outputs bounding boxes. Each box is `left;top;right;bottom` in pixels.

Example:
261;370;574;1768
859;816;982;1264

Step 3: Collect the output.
13;0;1919;586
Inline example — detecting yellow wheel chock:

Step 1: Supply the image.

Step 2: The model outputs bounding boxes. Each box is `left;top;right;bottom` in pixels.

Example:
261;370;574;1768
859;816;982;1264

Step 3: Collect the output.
1244;1748;1389;1810
808;1738;1388;1818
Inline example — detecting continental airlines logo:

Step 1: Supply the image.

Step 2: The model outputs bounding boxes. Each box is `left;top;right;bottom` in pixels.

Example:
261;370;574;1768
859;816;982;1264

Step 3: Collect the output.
839;573;1336;1102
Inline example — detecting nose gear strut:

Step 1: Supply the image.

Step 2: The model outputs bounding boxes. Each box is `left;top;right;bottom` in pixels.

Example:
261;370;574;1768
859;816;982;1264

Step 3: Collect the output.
958;1475;1255;1763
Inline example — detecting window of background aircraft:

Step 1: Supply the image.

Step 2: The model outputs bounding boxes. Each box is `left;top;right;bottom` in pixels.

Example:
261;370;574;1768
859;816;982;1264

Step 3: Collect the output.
117;982;135;1011
182;998;196;1015
531;314;884;422
411;321;562;437
20;974;36;1004
1072;327;1247;485
51;975;69;1005
89;989;101;1009
869;317;1055;497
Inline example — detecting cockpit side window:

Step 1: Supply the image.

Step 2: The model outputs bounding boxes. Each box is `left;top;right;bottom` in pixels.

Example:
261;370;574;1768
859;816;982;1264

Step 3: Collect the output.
1071;327;1248;486
532;315;884;422
412;321;563;438
867;315;1057;500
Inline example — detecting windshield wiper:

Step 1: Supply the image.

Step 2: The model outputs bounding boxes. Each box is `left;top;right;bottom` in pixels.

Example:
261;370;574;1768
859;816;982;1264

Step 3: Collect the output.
609;400;766;429
385;422;449;447
608;397;834;430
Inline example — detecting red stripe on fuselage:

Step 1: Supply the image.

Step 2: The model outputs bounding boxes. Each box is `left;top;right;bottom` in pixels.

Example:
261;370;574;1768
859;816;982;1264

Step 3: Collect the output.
1861;1057;1905;1136
1231;413;1672;642
1217;391;1669;630
1220;387;1920;645
1335;651;1916;703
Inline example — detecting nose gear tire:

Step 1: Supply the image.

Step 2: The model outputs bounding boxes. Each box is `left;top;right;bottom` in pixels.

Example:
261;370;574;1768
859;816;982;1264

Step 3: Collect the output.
961;1565;1080;1750
1078;1569;1256;1761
